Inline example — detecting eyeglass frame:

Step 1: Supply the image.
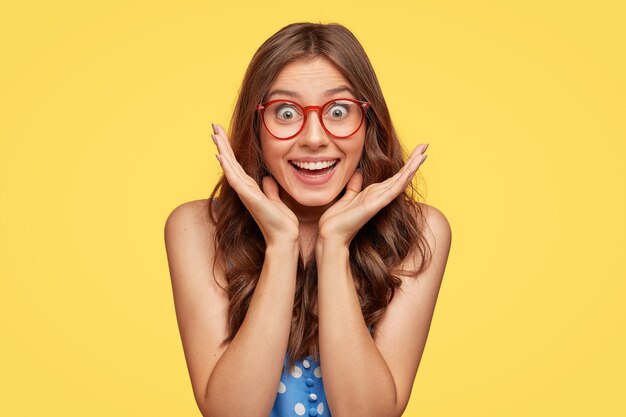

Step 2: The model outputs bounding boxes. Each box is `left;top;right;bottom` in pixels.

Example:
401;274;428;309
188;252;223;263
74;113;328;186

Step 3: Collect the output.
256;98;371;140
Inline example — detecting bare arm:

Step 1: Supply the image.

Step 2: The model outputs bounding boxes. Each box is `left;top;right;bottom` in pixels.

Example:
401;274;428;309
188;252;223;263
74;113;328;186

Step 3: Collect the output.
164;200;299;417
315;242;398;417
204;243;298;417
316;204;451;417
312;143;437;417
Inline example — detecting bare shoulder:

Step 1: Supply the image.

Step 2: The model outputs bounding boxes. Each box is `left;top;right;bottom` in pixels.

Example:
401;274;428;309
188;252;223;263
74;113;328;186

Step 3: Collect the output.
164;198;224;283
164;198;230;410
418;202;452;250
165;198;215;231
395;202;452;270
400;202;452;283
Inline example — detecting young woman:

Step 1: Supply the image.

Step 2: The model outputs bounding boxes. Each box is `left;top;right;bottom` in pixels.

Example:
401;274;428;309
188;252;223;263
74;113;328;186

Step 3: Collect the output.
165;22;452;417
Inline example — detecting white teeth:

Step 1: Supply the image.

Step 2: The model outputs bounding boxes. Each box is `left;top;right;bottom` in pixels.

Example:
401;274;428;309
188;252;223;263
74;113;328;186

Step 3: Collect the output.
291;160;338;170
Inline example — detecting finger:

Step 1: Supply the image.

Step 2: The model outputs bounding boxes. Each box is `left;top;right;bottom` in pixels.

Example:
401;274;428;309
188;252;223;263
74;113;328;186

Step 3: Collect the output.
215;146;239;179
408;151;428;177
343;169;363;200
215;141;260;198
406;144;428;171
396;153;427;194
405;152;426;178
212;124;237;161
371;150;426;204
378;147;422;185
212;124;248;178
396;152;426;190
381;145;428;189
261;176;280;201
211;128;232;162
214;142;245;182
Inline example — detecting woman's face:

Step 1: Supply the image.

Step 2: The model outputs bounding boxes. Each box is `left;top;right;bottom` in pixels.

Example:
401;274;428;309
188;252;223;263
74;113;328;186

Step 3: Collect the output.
259;56;366;212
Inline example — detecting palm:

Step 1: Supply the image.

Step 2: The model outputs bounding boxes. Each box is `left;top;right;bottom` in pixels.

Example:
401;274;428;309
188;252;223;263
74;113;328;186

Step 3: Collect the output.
319;144;429;245
212;124;299;243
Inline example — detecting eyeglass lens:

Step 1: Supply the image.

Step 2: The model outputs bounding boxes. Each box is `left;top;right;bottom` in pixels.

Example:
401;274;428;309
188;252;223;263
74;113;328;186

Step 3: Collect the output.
263;100;364;138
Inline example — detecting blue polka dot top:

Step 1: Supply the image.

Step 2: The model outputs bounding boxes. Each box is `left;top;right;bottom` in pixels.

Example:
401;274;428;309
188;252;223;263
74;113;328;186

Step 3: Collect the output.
271;353;328;417
270;325;373;417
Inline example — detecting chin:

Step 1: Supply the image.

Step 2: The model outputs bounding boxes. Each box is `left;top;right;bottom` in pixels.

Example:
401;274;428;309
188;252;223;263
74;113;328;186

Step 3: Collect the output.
280;187;341;208
292;194;337;208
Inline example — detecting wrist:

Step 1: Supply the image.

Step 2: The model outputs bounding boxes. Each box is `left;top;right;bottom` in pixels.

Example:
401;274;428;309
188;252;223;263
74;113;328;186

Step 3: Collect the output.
316;232;349;246
266;240;300;255
315;237;350;256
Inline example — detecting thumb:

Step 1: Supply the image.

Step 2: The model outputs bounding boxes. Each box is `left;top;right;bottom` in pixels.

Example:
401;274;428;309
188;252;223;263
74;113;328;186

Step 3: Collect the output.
343;169;363;200
261;176;280;201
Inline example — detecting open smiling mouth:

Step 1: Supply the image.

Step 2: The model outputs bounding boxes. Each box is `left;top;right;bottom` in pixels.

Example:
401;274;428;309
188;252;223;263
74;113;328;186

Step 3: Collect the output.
289;159;340;179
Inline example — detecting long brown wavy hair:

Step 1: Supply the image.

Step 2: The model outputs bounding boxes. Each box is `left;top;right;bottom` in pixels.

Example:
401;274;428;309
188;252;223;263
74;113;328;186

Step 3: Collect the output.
207;22;433;371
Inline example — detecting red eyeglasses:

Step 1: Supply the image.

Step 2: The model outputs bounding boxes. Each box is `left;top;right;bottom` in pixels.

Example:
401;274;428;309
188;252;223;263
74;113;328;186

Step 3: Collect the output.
257;98;370;140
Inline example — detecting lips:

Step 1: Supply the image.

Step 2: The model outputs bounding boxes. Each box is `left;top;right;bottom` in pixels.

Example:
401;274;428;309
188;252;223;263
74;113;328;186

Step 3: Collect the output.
289;159;339;185
290;159;339;171
289;158;339;178
289;157;339;171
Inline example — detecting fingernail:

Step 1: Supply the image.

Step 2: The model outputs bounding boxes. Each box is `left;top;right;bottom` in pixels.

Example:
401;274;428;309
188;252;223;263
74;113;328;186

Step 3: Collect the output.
424;143;429;151
212;123;217;134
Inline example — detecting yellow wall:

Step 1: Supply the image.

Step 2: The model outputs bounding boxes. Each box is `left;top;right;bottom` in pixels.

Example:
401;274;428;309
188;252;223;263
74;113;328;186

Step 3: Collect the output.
1;1;624;415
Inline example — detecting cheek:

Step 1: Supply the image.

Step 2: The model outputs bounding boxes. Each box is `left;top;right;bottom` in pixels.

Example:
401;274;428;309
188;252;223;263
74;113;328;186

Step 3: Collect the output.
259;137;289;174
346;138;366;163
259;135;274;164
260;148;275;174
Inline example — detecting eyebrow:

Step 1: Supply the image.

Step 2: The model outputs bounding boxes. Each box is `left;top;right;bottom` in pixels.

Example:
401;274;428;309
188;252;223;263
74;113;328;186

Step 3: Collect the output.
266;86;357;101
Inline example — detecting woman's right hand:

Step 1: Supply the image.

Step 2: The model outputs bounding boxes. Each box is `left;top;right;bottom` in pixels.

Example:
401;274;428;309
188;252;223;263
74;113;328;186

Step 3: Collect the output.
211;123;300;246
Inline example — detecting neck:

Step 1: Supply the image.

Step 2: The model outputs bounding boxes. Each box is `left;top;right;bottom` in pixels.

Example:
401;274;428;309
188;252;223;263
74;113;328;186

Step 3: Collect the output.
278;187;337;227
278;189;336;264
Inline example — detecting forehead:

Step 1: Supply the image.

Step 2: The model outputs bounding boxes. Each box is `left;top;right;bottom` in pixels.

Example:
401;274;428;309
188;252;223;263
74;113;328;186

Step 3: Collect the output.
267;56;355;101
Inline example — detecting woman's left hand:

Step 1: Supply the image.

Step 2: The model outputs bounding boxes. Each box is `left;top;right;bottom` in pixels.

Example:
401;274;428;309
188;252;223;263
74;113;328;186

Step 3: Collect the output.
317;144;429;247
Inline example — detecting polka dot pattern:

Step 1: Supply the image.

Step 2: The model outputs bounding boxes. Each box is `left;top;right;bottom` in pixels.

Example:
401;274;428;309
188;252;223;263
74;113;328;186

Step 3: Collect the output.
294;403;305;416
270;326;371;416
270;355;330;417
290;365;303;378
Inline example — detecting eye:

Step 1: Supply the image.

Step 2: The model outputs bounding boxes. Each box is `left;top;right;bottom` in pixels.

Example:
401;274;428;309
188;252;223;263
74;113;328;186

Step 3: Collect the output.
274;103;302;121
325;102;351;119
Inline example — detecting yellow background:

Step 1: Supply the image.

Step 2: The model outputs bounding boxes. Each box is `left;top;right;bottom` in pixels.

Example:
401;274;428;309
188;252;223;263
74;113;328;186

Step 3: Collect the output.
1;1;624;416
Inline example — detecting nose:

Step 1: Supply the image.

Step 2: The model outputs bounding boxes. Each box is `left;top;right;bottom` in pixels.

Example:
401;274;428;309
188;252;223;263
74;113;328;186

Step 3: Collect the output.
297;109;329;149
